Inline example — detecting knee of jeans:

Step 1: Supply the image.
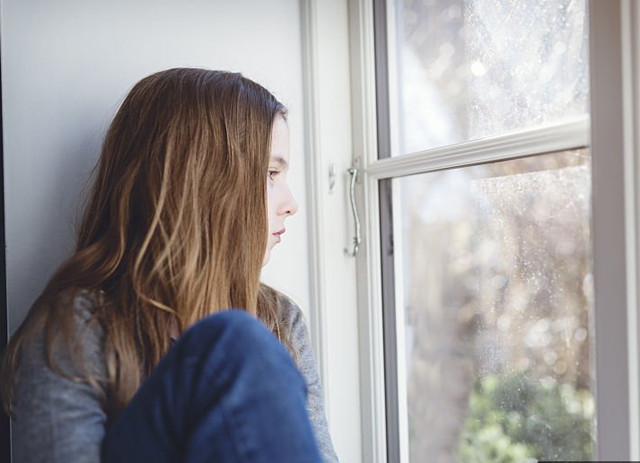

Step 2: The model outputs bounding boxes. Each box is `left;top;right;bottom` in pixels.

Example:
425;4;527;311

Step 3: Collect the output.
178;310;292;369
195;309;256;333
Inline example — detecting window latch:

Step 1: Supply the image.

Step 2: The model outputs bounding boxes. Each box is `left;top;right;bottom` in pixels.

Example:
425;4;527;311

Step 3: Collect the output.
345;160;362;257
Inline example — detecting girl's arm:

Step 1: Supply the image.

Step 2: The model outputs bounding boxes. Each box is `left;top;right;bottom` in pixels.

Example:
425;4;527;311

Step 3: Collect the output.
12;293;107;463
283;297;340;463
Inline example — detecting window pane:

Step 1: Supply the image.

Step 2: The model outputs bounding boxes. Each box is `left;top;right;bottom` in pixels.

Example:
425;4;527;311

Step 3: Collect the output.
394;149;595;461
389;0;589;155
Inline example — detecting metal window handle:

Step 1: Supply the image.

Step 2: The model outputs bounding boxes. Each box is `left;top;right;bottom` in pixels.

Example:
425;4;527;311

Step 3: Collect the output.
345;165;361;257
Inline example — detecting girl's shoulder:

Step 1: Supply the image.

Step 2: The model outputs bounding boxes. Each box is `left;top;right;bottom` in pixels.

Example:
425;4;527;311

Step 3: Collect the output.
21;288;108;373
56;287;106;317
268;289;313;353
43;288;107;337
270;288;304;329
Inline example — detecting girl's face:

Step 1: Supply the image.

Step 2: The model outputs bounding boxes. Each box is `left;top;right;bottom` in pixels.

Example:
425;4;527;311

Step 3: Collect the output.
264;114;298;266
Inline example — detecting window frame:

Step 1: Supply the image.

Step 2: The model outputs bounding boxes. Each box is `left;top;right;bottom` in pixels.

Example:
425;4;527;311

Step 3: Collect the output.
300;0;364;461
348;0;640;461
589;0;640;458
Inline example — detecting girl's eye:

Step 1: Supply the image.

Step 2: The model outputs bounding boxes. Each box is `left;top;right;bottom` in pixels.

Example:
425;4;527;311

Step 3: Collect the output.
268;170;280;180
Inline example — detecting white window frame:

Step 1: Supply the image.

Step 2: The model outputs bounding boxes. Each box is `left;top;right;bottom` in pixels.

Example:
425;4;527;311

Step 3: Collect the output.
345;0;640;461
300;1;363;461
589;0;640;458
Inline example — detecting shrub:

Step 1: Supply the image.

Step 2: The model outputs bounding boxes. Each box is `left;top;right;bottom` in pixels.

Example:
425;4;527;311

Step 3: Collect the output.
458;372;594;462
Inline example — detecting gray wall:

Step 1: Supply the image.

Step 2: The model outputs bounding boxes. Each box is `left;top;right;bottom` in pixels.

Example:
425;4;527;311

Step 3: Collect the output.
1;0;311;334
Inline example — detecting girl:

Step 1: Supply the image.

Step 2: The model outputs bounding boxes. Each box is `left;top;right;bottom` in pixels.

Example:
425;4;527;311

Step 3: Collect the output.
1;68;338;462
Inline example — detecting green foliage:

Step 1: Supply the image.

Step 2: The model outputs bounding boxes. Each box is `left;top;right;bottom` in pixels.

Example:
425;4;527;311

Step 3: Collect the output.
458;373;594;462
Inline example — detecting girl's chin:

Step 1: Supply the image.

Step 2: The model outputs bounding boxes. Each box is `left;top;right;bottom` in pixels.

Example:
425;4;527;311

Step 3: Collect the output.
262;249;272;267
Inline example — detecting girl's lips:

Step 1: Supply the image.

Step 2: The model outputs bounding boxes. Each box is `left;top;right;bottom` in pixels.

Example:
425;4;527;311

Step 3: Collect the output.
272;229;285;243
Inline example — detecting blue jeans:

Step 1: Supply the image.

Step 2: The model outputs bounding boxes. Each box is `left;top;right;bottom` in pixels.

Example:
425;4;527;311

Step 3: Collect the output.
102;310;322;462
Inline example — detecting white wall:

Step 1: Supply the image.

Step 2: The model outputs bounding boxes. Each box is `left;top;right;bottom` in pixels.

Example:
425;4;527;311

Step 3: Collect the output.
1;0;311;333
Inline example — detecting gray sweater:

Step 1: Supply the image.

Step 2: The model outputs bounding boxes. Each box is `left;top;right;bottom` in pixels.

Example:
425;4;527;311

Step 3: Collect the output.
12;290;339;462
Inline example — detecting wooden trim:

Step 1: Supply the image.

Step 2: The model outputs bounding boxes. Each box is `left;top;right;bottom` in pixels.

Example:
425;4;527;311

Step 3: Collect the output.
590;1;633;459
622;0;640;457
366;117;590;179
350;0;389;460
300;0;330;413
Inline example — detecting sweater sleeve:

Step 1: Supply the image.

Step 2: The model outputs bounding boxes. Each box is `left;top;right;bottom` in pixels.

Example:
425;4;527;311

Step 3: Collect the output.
280;296;340;463
12;291;108;463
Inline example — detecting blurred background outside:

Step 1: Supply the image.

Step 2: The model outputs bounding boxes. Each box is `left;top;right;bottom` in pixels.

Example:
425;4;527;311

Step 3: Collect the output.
389;1;593;461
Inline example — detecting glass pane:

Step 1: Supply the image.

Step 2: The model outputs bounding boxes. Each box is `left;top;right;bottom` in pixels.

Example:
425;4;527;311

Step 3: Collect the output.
394;149;595;462
389;0;589;155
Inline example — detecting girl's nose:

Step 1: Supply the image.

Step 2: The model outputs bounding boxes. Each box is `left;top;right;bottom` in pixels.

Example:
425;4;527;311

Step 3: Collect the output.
281;185;298;216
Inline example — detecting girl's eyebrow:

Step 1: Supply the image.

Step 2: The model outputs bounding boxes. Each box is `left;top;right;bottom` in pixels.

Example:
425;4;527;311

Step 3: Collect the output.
270;155;289;169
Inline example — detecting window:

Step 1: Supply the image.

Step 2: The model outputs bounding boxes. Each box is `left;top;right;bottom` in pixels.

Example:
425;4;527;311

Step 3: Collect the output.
347;0;640;461
376;2;593;461
387;149;594;462
387;0;589;155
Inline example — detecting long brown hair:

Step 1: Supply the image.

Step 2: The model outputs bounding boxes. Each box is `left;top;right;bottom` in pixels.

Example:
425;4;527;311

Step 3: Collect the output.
1;68;289;415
